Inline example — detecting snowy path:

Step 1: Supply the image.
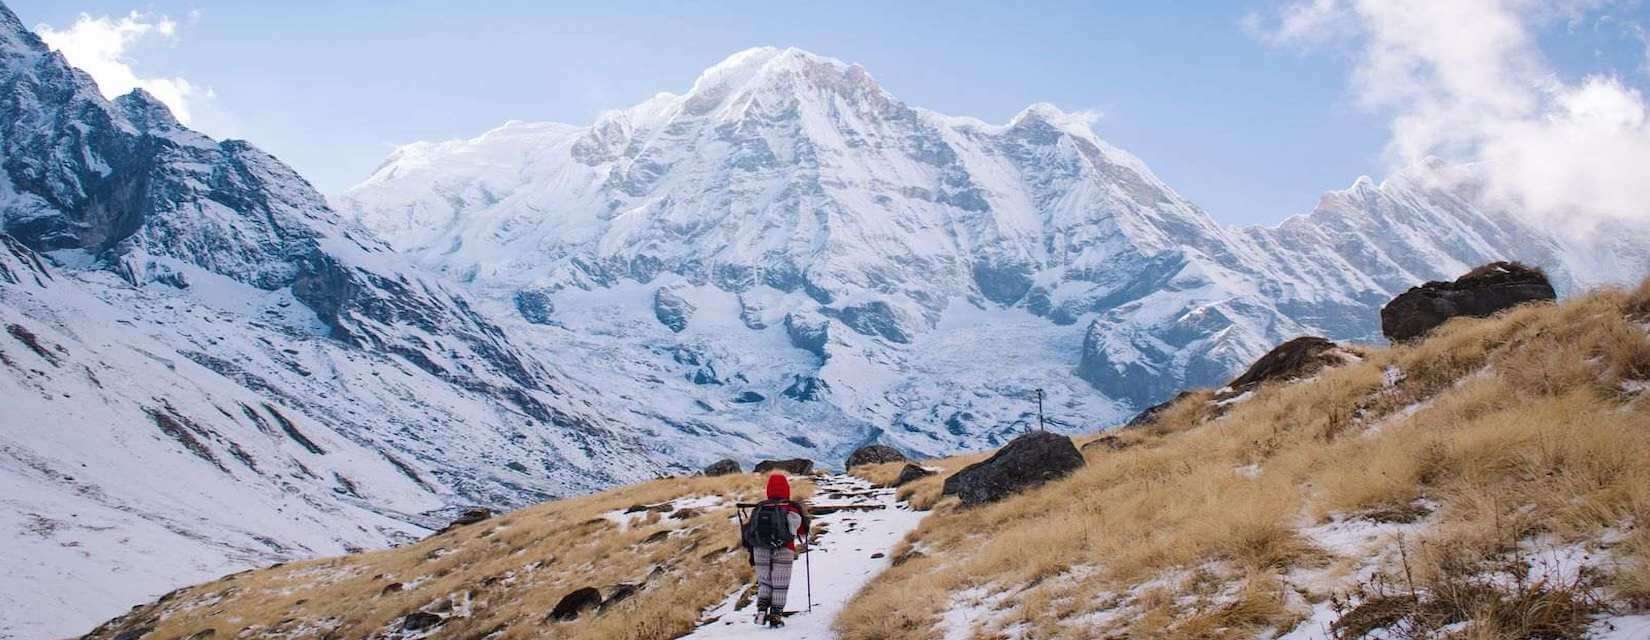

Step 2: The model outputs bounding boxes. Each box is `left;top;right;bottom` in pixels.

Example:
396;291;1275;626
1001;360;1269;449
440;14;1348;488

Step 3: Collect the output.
682;475;925;639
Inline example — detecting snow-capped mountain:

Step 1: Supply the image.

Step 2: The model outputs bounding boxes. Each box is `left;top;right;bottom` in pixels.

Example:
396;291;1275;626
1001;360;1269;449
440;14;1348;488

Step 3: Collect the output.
338;46;1648;447
0;5;670;636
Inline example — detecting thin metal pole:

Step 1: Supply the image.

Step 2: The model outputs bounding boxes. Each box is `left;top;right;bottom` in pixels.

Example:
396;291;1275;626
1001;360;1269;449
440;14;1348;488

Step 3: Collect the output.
805;547;813;612
1035;388;1046;431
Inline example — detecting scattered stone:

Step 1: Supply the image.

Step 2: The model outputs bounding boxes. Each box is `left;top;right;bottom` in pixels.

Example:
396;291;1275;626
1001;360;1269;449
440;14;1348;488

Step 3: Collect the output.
731;391;766;403
1124;391;1195;428
401;612;443;632
603;583;640;608
670;508;702;520
941;431;1085;505
702;459;741;476
809;504;887;515
891;549;926;567
892;463;935;487
381;582;404;595
642;530;672;544
845;444;906;468
1381;261;1556;342
870;552;885;559
754;458;814;475
1081;435;1129;453
1216;336;1357;401
449;507;492;527
547;587;603;621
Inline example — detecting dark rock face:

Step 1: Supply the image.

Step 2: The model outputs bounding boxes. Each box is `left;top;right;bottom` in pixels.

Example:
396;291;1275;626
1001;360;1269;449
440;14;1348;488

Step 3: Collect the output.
449;507;492;527
1124;391;1195;428
1381;262;1556;342
892;463;934;487
548;586;603;621
653;287;695;333
754;458;813;475
1217;336;1350;400
941;431;1084;505
782;375;827;401
731;391;765;404
513;289;556;325
602;583;640;608
401;612;443;632
783;312;830;359
846;444;906;468
703;458;741;476
973;259;1035;305
826;300;913;343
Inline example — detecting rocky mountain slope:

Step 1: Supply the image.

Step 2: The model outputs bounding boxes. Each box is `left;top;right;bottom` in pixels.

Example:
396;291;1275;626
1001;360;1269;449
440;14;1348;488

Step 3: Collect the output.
338;47;1650;464
0;5;666;636
83;276;1650;639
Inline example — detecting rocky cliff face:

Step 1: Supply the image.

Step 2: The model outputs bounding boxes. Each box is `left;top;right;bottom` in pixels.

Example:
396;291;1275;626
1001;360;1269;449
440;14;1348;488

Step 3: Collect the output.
0;5;670;636
338;47;1650;447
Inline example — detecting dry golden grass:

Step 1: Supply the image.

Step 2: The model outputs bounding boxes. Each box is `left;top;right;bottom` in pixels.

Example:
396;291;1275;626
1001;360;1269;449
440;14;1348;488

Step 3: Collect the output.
82;279;1650;640
85;472;817;640
837;282;1650;639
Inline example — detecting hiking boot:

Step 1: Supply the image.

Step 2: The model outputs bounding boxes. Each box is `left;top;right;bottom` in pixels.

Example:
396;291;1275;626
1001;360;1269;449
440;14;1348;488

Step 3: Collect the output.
765;609;785;628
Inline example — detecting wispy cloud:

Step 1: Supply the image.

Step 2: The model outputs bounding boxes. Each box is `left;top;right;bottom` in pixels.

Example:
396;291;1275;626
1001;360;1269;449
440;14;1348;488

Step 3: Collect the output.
36;11;206;126
1247;0;1650;233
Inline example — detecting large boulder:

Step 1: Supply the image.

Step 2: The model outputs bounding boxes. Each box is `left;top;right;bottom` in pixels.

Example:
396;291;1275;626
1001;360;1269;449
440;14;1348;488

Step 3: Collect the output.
846;444;906;468
941;431;1084;505
702;459;741;476
547;587;602;621
754;458;814;475
1381;262;1556;342
892;463;935;487
1215;336;1356;400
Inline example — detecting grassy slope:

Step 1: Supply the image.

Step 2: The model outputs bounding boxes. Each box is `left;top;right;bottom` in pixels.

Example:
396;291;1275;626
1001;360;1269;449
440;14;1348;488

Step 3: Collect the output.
837;279;1650;639
85;279;1650;640
84;473;809;640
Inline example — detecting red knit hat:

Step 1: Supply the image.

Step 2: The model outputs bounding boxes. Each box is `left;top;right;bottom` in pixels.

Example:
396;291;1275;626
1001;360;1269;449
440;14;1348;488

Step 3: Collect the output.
765;473;791;500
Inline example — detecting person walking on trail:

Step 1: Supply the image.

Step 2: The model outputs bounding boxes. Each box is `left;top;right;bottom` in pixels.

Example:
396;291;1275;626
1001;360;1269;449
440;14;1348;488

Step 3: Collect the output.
742;473;811;628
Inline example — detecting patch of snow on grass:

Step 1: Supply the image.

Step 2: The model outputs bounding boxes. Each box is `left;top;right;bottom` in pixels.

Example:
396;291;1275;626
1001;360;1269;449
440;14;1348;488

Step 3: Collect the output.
683;475;924;639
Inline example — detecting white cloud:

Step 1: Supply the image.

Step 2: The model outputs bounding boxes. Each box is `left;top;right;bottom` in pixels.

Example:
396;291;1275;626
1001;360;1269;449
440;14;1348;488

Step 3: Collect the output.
36;12;201;125
1249;0;1650;233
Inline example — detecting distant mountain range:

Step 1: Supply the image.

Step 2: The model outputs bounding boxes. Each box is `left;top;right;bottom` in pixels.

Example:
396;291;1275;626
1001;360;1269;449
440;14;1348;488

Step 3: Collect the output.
1;12;1645;637
340;46;1646;455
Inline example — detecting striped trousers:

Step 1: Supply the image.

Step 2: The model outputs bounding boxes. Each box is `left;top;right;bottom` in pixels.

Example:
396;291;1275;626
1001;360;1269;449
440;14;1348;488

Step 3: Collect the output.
753;547;796;611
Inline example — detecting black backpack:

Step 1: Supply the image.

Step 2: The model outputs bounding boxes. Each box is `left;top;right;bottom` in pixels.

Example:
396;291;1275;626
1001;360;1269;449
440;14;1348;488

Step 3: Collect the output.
743;500;795;549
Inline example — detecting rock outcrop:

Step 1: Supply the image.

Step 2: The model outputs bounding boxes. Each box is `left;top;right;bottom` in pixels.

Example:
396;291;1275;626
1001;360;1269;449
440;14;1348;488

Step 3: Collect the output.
1123;391;1196;428
846;444;906;468
753;458;814;475
652;287;696;333
892;463;935;487
702;459;741;476
941;431;1084;505
1381;262;1556;342
547;587;602;621
1216;336;1356;400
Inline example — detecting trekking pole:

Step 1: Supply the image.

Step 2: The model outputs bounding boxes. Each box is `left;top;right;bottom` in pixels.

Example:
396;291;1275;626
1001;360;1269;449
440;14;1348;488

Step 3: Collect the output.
805;546;813;612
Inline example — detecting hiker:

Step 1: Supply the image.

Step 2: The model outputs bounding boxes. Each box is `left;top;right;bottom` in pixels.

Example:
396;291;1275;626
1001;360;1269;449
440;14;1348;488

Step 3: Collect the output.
742;473;811;628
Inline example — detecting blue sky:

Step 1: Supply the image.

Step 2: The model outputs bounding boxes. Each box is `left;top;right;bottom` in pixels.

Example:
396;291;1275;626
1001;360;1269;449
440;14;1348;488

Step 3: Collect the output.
13;1;1650;227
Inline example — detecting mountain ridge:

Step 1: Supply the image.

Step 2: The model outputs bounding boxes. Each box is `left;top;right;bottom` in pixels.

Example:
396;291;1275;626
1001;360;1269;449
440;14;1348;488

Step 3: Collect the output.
336;45;1649;445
